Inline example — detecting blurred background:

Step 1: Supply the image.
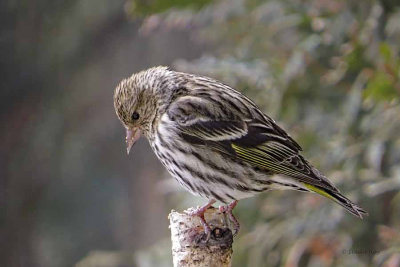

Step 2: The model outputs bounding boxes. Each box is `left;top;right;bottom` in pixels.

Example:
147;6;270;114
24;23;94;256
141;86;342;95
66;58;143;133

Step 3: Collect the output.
2;0;400;266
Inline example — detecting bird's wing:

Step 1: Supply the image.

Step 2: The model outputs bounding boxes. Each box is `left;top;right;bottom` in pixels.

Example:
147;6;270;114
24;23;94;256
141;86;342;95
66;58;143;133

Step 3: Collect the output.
167;95;337;191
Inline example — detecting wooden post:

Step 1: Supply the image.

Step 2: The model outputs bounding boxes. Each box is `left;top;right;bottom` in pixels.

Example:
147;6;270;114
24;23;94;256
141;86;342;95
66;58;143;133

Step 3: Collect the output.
169;207;233;267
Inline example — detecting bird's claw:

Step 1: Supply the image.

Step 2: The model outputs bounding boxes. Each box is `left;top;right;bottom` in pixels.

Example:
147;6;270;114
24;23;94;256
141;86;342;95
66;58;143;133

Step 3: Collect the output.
219;200;240;236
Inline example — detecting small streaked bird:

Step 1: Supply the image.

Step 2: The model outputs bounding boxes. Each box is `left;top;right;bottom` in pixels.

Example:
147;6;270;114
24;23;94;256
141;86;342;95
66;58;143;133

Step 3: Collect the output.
114;66;367;237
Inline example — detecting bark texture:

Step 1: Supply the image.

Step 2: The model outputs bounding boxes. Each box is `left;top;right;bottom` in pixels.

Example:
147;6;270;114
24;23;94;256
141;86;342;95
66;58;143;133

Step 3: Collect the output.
169;207;233;267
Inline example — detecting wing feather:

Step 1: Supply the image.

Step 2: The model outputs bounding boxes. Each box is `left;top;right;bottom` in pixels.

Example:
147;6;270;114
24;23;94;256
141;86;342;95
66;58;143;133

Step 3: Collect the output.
167;94;337;191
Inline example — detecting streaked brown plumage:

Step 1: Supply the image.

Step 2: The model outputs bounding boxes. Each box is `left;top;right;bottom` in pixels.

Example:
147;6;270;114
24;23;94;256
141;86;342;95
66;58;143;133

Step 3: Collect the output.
114;66;367;236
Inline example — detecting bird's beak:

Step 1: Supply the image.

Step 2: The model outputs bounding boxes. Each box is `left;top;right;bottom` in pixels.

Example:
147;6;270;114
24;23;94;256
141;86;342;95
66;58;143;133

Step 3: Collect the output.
126;127;141;155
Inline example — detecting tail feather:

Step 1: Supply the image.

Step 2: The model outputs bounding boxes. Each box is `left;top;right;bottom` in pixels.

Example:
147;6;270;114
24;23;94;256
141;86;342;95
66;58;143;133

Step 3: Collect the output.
304;184;368;218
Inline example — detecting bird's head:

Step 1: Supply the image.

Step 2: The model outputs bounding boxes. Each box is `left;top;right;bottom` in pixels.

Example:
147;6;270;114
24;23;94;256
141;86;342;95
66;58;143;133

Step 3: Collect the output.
114;66;173;154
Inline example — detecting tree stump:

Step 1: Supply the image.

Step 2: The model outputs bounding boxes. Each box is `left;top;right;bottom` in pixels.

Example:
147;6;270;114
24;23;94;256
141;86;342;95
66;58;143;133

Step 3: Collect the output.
169;207;233;267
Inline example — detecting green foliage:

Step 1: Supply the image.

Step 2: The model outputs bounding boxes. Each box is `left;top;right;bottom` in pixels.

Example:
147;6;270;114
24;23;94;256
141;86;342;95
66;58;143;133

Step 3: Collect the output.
365;72;397;101
364;43;400;101
346;44;371;73
379;42;392;62
126;0;212;16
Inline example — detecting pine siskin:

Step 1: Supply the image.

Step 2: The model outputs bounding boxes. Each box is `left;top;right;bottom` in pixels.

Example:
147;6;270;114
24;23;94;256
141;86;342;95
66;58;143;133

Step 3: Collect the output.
114;66;367;236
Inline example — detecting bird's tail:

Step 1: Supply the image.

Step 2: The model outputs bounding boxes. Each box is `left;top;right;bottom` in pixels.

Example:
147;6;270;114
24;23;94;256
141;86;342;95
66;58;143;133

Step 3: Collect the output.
304;184;368;218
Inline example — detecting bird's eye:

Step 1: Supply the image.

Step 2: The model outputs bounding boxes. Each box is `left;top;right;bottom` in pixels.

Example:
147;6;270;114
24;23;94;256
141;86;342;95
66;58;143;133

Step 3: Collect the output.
131;112;140;120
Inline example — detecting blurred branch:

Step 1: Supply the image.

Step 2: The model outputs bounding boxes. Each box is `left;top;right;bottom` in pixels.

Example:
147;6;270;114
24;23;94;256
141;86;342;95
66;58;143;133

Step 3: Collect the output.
169;207;233;267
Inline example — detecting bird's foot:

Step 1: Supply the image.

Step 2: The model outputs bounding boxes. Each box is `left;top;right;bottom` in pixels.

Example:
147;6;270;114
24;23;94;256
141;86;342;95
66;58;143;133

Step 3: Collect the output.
187;199;216;241
219;200;240;236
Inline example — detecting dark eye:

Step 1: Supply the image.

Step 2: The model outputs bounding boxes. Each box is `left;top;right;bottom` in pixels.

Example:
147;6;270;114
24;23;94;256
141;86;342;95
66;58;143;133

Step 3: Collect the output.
131;112;140;120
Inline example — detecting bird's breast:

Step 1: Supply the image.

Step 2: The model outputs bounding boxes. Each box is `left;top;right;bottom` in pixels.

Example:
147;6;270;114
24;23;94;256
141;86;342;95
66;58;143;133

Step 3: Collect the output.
148;115;272;202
